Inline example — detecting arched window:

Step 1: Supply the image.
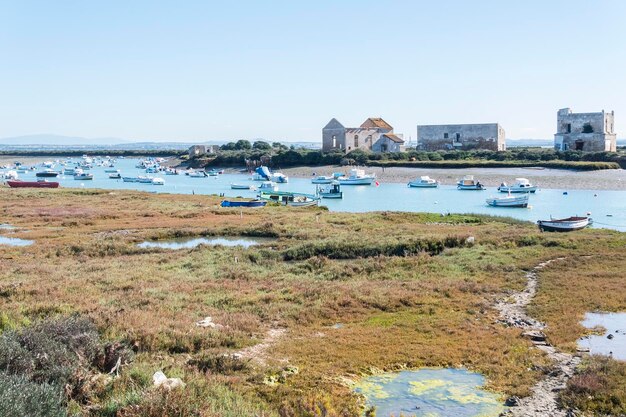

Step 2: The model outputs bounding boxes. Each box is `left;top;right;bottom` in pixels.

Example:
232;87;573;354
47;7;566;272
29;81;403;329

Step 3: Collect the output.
354;135;359;147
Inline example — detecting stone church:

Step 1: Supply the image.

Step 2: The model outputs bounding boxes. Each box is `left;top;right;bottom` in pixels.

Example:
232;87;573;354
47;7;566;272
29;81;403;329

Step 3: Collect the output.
322;117;405;153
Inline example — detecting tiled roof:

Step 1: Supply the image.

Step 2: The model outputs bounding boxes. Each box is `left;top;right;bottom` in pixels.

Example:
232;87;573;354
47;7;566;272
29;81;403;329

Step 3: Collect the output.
383;134;404;143
361;117;393;130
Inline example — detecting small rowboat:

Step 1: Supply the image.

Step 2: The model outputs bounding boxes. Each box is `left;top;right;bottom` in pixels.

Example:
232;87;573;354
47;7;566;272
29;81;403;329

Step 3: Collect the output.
7;180;59;188
220;200;267;208
486;194;529;207
537;216;591;232
231;183;256;190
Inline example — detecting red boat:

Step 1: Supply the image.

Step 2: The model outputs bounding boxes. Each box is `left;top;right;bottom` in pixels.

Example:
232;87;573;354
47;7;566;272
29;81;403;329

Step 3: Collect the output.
7;180;60;189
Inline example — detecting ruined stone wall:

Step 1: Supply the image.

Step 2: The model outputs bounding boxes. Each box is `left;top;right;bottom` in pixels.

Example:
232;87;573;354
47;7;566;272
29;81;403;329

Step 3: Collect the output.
416;123;505;151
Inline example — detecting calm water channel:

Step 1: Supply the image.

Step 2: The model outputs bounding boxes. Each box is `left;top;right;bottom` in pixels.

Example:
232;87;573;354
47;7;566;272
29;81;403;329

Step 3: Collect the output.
10;158;626;231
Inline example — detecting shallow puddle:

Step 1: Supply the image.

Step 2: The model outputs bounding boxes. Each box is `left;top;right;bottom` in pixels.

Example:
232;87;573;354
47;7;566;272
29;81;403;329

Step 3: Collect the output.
578;312;626;360
0;224;15;230
354;368;504;417
137;236;270;250
0;236;34;246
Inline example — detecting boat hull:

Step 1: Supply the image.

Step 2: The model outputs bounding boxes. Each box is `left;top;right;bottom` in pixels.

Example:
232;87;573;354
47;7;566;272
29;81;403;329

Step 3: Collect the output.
537;217;590;232
408;182;438;188
220;200;267;208
36;172;59;178
259;191;320;207
319;192;343;199
339;178;374;186
498;186;537;193
457;184;485;190
7;180;59;188
486;195;529;207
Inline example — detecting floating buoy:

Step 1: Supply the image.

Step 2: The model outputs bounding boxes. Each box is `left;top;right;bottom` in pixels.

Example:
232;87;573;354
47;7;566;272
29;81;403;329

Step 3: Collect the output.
434;201;438;204
375;181;380;186
607;214;613;217
563;191;568;195
586;212;592;216
594;193;598;197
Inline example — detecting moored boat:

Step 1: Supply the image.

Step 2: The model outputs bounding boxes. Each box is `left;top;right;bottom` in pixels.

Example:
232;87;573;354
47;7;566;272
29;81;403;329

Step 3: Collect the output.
311;175;333;184
338;168;375;186
151;177;165;185
486;194;529;207
74;172;94;180
259;191;320;207
7;180;59;188
36;169;59;178
258;181;278;191
316;181;343;199
498;178;537;193
231;183;256;190
457;175;485;190
220;200;267;208
537;216;591;232
408;176;439;188
109;172;121;179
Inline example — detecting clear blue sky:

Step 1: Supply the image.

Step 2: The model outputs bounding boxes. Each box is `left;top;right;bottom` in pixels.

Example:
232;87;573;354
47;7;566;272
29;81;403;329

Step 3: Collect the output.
1;0;625;142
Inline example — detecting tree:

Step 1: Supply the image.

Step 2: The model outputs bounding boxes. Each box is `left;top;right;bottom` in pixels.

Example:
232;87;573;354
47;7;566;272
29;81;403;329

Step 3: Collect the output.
220;142;237;151
235;139;252;150
252;141;272;151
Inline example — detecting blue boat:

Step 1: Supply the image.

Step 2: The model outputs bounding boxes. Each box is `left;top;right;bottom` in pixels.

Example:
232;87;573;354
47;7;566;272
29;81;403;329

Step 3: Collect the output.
220;200;267;208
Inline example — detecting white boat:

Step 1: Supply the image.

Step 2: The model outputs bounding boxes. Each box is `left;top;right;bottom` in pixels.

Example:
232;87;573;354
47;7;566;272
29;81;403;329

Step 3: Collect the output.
188;171;207;178
272;172;289;183
74;172;94;180
146;166;159;173
338;168;376;186
316;181;343;199
151;177;165;185
104;168;119;173
498;178;538;193
231;183;256;190
537;216;591;232
258;181;278;191
137;176;153;184
164;169;179;175
3;170;18;180
486;194;529;207
122;176;139;183
408;176;439;188
311;175;333;184
457;175;485;190
109;172;121;179
251;173;267;181
63;167;76;175
259;191;320;207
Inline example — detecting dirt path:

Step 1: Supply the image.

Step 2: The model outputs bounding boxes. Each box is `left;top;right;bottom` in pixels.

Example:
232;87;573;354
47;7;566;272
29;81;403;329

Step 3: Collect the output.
236;328;287;366
496;258;581;417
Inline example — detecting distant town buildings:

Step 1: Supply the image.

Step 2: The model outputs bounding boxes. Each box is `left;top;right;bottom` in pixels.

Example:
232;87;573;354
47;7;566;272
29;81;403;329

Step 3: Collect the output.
322;117;404;153
416;123;506;151
554;108;616;152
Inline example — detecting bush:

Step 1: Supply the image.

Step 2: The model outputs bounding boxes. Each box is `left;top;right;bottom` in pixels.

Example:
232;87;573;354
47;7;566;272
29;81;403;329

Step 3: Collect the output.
0;372;66;417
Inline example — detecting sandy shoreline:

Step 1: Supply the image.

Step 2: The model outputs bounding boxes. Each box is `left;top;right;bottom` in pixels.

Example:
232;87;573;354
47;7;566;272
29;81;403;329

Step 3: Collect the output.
3;157;625;191
280;165;626;191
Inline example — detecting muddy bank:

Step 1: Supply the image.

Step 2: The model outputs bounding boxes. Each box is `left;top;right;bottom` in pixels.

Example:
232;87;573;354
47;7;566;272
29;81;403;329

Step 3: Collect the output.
496;259;581;417
281;165;626;191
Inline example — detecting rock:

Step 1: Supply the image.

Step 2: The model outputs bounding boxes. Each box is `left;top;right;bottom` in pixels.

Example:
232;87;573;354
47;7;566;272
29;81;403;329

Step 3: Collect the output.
196;316;224;329
466;236;475;245
576;347;590;353
607;333;614;340
505;396;520;406
522;330;547;342
153;371;185;390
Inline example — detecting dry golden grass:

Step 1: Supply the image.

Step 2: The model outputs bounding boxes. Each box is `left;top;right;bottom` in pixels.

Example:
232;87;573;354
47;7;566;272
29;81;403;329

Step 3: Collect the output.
0;187;624;416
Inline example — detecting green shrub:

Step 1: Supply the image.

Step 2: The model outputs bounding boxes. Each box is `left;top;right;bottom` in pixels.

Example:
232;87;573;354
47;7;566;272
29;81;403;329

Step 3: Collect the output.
0;372;66;417
0;316;101;385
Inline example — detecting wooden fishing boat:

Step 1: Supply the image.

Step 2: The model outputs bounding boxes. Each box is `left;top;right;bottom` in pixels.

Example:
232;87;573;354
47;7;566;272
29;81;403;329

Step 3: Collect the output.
457;175;485;190
498;178;538;193
316;181;343;199
486;194;529;207
338;168;375;185
7;180;59;188
408;176;439;188
537;216;591;232
259;191;320;207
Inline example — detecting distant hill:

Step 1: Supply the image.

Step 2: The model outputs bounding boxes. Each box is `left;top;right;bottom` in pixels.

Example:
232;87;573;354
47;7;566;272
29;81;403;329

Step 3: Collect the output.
0;134;130;146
